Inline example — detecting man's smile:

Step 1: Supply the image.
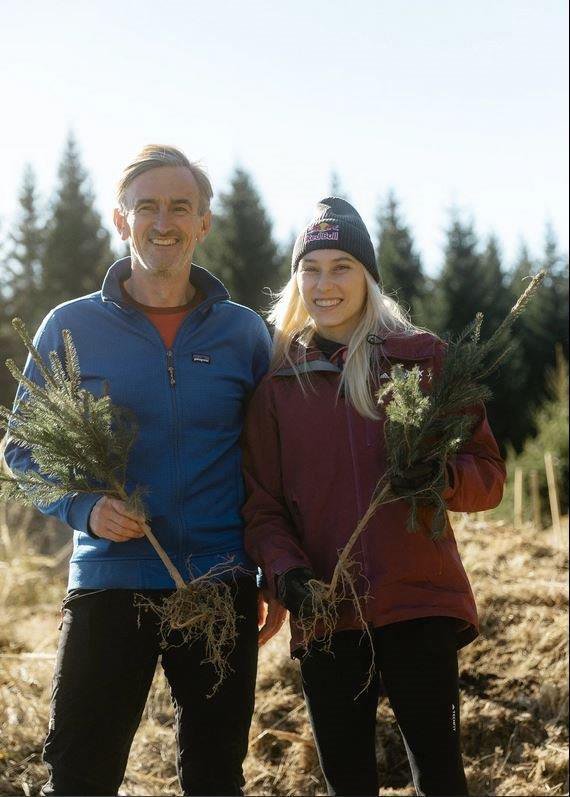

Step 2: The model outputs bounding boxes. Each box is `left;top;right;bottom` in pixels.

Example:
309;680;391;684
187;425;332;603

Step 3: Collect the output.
150;237;179;247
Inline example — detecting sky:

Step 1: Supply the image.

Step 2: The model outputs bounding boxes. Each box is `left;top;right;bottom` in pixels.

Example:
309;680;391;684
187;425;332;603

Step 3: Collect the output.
1;0;568;276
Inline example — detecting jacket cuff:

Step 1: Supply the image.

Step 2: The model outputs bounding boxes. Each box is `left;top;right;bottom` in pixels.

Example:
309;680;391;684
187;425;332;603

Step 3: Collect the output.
265;555;312;599
66;493;103;536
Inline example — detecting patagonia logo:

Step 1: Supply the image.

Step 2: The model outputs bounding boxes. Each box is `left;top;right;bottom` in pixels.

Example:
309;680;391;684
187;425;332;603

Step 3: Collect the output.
192;354;211;364
306;221;339;243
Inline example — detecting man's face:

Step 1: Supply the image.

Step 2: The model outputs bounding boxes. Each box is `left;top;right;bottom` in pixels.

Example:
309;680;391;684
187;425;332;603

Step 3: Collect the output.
114;166;211;278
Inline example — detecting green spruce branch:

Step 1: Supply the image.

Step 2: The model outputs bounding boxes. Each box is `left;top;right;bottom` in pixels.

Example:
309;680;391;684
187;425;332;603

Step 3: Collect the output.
0;319;184;588
377;270;546;537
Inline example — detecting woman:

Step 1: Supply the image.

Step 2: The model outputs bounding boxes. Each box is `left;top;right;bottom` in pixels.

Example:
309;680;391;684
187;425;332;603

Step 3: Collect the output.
242;197;505;796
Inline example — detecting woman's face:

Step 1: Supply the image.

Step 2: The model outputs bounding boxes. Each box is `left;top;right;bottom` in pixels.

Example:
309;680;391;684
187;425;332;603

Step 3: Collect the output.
297;249;368;343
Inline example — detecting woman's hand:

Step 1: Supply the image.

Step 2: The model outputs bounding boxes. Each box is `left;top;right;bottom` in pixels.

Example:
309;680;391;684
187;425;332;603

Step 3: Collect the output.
390;460;441;496
257;590;287;646
276;567;315;620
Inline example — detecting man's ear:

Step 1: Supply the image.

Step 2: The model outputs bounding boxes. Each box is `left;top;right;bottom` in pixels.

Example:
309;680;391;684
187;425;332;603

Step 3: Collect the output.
196;210;212;244
113;207;131;241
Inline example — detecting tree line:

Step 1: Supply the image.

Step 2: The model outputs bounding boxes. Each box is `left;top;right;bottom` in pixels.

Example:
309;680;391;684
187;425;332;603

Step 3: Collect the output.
1;135;568;460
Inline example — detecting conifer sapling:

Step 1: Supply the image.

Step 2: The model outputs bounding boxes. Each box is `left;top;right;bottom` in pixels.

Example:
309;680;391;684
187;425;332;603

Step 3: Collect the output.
297;272;546;669
0;319;239;691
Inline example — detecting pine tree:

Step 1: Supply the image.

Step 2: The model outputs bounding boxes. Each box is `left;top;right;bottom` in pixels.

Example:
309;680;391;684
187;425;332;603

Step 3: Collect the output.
0;167;46;409
506;229;570;449
3;165;45;328
432;213;486;336
479;235;510;327
195;168;281;313
478;235;523;450
0;226;14;410
430;216;531;453
376;192;424;314
541;224;569;360
42;134;115;311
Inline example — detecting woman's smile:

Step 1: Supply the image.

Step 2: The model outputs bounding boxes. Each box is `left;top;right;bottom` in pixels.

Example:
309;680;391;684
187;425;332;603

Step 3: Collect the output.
313;298;343;308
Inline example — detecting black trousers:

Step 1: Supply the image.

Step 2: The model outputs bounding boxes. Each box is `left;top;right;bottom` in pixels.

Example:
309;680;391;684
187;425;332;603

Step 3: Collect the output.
41;579;259;797
300;617;469;797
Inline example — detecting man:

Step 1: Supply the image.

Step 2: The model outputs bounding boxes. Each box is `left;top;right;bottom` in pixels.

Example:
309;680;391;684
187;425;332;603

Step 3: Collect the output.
4;145;285;796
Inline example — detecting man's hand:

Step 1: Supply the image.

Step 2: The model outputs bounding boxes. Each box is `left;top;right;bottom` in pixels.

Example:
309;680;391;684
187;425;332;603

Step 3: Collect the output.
257;590;287;646
390;460;441;497
89;497;146;542
276;567;315;620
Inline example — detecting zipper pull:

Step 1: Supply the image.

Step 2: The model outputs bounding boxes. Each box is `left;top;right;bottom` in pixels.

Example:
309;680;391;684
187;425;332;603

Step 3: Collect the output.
166;350;176;387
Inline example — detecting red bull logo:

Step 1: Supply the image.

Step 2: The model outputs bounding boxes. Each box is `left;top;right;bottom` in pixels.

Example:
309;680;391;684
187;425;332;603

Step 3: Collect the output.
306;221;340;243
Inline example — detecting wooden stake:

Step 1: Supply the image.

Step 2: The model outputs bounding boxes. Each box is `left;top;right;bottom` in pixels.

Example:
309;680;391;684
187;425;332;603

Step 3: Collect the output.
544;452;561;544
0;503;12;556
530;470;542;530
514;467;523;529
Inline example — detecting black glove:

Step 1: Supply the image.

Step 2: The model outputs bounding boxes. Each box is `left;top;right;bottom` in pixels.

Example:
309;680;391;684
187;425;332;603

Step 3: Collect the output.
276;567;315;620
391;460;441;497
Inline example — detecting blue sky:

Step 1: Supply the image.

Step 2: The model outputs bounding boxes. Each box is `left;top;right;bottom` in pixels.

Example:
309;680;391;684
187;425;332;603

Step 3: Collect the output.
2;0;568;275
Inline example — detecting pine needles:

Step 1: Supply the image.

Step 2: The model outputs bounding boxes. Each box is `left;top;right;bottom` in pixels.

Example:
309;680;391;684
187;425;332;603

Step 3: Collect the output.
0;320;140;510
299;272;546;661
0;319;239;690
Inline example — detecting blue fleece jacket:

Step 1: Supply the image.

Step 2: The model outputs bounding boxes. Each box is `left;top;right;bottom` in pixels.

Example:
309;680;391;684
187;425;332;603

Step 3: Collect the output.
4;258;271;589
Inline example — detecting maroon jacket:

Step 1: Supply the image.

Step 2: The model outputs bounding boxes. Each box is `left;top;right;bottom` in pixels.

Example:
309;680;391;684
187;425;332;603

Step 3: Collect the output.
242;331;506;654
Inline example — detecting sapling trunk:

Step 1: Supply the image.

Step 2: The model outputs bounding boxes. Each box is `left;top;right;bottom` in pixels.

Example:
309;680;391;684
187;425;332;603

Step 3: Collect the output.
111;479;186;590
328;482;391;595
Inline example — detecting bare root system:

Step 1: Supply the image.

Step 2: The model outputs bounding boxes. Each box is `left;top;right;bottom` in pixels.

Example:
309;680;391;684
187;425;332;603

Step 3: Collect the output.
298;554;376;696
136;563;242;696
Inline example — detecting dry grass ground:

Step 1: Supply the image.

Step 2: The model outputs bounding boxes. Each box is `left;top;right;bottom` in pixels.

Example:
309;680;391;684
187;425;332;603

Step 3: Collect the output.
0;507;568;796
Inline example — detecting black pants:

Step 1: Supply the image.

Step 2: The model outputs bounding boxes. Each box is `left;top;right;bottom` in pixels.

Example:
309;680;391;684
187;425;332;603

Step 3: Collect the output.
300;617;469;797
41;579;259;797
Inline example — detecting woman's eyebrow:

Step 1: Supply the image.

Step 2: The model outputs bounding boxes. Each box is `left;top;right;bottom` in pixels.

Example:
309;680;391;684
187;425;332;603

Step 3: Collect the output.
302;255;354;264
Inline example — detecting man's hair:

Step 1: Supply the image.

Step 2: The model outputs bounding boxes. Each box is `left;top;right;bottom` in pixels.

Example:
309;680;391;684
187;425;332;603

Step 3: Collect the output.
116;145;213;215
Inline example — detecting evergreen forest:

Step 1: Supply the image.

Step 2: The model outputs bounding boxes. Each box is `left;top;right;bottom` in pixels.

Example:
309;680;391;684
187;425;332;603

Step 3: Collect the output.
1;136;568;512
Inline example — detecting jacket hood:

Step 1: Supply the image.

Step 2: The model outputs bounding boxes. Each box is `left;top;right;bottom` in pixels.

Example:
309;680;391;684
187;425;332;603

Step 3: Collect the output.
273;330;441;377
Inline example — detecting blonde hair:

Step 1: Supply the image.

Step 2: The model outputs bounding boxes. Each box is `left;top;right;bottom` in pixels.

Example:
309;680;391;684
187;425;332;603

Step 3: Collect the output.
116;145;213;215
268;269;423;419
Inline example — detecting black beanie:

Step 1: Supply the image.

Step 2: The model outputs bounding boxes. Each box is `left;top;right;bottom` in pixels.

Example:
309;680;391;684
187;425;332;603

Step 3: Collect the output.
291;197;379;282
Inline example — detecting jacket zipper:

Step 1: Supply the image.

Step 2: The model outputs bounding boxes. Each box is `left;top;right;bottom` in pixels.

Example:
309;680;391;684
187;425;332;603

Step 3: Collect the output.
166;350;176;387
165;349;186;572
